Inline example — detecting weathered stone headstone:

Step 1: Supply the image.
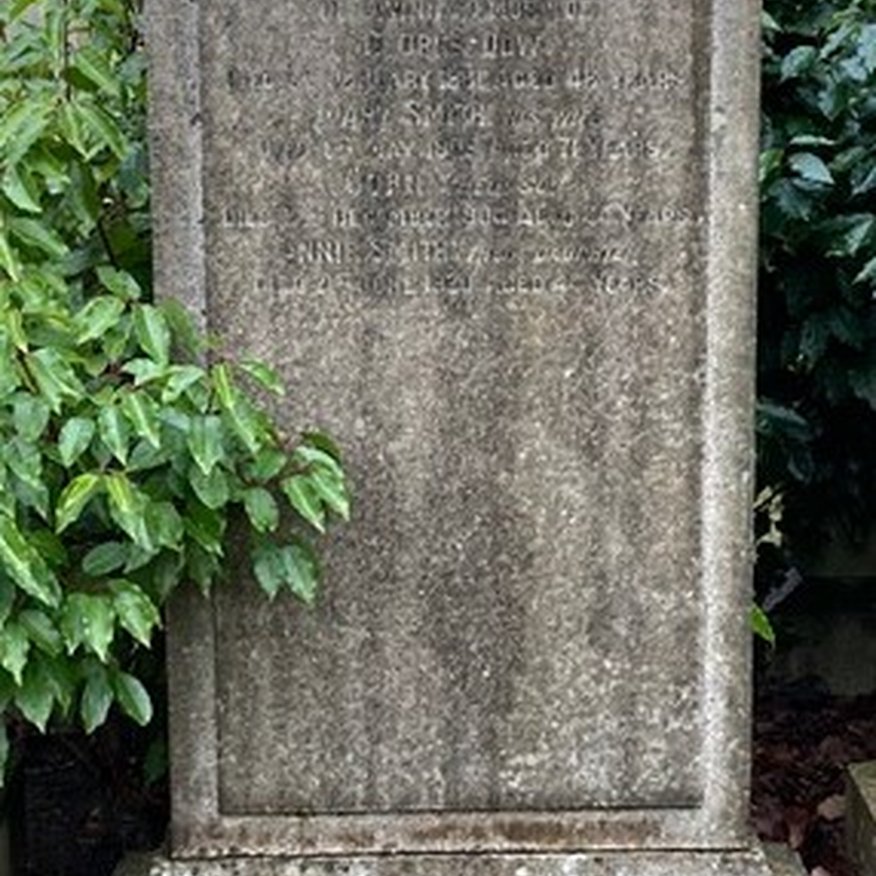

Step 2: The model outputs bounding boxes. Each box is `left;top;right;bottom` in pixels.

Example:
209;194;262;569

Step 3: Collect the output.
139;0;770;873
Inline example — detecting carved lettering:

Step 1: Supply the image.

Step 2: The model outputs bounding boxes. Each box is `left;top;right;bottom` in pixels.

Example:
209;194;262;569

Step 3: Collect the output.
214;3;700;307
318;0;590;21
253;270;666;300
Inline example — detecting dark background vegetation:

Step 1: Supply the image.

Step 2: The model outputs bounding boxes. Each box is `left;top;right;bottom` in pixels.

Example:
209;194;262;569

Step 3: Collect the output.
757;0;876;586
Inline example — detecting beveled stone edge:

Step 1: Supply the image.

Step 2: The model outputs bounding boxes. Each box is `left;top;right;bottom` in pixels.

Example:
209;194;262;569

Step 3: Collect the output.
144;0;764;857
145;0;220;836
698;0;762;842
168;814;762;859
116;847;776;876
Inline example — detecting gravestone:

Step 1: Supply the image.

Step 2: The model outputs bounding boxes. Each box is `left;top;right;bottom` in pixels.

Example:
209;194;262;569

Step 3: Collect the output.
136;0;771;873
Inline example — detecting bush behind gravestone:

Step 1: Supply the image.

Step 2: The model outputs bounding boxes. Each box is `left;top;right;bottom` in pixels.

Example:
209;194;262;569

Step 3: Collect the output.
757;0;876;573
0;0;350;782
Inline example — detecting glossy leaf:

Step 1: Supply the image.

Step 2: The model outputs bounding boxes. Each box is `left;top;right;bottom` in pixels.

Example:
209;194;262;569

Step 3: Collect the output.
133;304;170;366
309;469;351;521
74;296;126;344
13;394;50;442
789;152;833;186
0;722;8;787
58;417;96;467
8;0;42;22
26;349;84;412
302;431;343;463
72;45;121;97
0;514;61;607
0;577;15;627
122;358;167;387
780;45;817;80
751;604;775;647
292;445;346;481
239;359;284;396
245;448;287;482
73;99;126;159
0;622;30;684
0;232;21;281
162;365;204;403
14;662;54;731
82;542;129;577
254;542;319;605
96;266;142;301
284;542;320;606
1;96;52;165
111;670;152;726
110;580;160;647
19;610;63;657
2;165;42;214
854;256;876;285
37;655;75;718
122;392;161;449
187;415;224;476
243;487;279;533
80;665;113;734
157;307;199;368
211;363;235;409
189;465;230;510
55;473;103;533
105;474;151;550
9;217;69;258
183;501;225;556
282;475;325;532
60;593;115;662
98;405;130;464
253;545;283;600
144;502;184;550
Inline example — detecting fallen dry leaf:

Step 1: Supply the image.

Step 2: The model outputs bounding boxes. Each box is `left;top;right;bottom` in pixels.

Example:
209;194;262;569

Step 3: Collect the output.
816;794;845;822
752;685;876;876
786;804;812;850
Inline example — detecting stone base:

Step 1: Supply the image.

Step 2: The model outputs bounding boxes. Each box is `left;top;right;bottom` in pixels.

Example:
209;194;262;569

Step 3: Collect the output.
847;761;876;876
116;848;790;876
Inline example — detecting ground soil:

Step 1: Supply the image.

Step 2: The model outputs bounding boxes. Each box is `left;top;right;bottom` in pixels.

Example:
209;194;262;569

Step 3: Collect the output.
753;680;876;876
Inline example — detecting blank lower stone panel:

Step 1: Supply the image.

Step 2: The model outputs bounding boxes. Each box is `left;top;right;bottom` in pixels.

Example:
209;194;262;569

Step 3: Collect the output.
203;0;710;815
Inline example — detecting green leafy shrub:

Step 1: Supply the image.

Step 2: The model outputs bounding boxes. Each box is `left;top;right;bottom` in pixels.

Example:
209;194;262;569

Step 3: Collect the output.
759;0;876;566
0;0;349;780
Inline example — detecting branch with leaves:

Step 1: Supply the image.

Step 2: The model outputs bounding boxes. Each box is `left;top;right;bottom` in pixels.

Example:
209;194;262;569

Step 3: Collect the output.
0;0;349;782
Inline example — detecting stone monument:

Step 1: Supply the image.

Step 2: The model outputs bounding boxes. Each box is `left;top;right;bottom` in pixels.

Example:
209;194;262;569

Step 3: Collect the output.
135;0;771;873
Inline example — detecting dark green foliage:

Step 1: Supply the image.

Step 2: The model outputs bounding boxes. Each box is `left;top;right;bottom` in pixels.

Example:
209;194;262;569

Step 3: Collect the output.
759;0;876;562
0;0;349;777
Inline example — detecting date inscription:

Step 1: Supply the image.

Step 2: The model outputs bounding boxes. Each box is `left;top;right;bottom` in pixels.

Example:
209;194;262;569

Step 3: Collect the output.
207;6;703;302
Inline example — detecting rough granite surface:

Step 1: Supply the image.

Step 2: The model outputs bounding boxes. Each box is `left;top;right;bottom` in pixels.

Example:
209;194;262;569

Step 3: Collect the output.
118;852;776;876
206;0;709;815
142;0;763;867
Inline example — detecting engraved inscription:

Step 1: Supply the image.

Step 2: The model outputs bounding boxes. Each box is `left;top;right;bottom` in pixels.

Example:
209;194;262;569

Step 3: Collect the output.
206;3;703;306
228;63;687;96
210;7;701;302
319;0;595;22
